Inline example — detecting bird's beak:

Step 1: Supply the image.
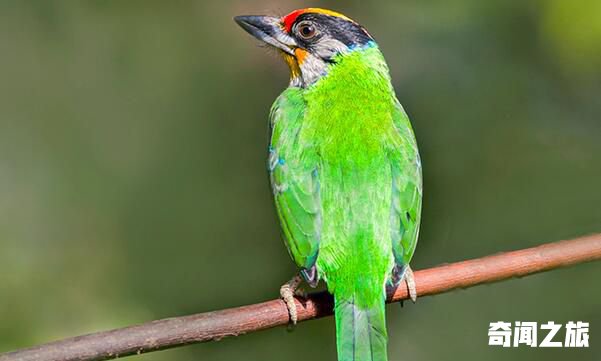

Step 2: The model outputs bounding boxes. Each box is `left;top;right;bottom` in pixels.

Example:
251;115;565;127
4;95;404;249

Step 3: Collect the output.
234;15;297;56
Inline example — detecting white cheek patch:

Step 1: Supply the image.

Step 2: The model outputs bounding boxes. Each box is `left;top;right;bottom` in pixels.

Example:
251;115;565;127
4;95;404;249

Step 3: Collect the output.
299;53;328;86
313;37;348;59
298;37;347;87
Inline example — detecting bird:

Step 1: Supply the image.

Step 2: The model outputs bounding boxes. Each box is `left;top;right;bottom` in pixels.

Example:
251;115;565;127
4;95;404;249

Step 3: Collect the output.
234;8;422;361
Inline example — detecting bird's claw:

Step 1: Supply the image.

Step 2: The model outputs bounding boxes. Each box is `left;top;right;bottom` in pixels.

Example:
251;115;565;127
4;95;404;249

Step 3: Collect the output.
404;266;417;303
294;287;307;298
280;275;303;325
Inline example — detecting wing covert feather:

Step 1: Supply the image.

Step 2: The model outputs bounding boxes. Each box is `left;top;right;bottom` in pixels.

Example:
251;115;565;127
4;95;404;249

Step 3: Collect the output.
389;99;422;267
269;88;321;270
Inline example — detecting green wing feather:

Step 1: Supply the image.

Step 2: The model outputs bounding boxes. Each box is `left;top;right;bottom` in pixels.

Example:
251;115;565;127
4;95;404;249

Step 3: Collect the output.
389;98;422;269
269;88;321;270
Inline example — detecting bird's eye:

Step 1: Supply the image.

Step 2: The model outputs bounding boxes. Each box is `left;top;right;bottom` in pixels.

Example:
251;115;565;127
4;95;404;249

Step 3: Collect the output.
297;21;317;39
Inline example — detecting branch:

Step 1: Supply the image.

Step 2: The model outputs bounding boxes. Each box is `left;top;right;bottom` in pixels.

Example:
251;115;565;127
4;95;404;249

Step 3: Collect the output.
2;233;600;361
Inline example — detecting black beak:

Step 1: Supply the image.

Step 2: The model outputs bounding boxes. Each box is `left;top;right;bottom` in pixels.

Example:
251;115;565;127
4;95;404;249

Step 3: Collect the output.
234;15;297;55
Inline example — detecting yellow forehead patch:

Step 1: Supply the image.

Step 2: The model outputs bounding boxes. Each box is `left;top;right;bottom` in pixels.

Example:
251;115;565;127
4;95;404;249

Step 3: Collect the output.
303;8;353;22
282;8;356;32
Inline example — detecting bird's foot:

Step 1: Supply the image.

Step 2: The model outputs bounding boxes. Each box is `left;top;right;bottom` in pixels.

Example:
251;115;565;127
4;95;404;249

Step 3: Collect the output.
280;274;305;325
404;266;417;303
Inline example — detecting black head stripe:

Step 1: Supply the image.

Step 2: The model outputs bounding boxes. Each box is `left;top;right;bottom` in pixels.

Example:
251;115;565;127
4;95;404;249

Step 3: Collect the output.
293;13;374;48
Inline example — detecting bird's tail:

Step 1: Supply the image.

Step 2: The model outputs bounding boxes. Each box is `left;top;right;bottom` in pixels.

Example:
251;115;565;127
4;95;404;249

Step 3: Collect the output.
334;293;388;361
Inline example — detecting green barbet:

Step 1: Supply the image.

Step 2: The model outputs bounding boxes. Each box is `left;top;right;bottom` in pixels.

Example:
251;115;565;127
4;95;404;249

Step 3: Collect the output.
235;8;422;361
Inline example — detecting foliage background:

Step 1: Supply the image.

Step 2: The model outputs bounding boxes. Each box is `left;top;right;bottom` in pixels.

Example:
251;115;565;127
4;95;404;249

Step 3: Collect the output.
0;1;599;360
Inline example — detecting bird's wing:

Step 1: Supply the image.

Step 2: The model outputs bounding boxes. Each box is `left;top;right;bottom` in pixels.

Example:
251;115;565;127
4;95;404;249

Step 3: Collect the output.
389;98;422;272
269;88;321;273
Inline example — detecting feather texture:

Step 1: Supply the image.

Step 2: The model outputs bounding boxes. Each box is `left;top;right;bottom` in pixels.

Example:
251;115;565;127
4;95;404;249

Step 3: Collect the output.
269;45;421;361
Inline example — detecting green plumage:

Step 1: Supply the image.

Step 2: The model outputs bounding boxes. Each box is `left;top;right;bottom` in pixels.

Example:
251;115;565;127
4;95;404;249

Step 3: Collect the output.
269;45;421;361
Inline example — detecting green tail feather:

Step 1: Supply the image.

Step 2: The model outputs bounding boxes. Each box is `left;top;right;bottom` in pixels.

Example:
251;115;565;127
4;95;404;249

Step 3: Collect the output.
334;294;388;361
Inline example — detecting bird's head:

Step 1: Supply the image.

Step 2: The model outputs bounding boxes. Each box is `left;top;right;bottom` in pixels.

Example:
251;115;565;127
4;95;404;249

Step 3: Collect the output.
235;8;376;87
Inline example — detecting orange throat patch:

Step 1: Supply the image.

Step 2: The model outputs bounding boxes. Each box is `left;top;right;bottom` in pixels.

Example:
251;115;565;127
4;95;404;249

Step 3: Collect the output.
280;50;303;84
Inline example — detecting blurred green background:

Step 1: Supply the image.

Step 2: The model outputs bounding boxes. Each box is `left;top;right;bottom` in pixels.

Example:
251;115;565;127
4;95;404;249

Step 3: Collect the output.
0;1;599;360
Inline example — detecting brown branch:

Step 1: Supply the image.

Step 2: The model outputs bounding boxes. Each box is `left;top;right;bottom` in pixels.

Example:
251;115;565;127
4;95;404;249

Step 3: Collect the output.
2;233;600;361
